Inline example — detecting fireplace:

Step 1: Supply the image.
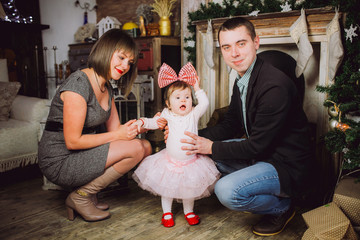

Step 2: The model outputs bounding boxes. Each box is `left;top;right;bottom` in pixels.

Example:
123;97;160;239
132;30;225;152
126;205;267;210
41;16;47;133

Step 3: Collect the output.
193;8;341;136
0;21;49;98
0;0;49;98
193;8;343;203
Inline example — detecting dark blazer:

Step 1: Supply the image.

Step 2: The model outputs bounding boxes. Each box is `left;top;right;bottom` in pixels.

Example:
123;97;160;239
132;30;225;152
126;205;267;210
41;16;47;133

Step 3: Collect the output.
199;57;312;197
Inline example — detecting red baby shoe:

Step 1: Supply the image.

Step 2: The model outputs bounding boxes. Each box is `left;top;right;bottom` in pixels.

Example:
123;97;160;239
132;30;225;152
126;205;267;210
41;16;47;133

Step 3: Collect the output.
184;212;200;225
161;212;175;227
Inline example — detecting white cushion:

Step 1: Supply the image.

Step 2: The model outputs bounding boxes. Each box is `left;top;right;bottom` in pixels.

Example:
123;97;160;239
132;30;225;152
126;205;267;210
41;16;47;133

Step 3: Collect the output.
0;59;9;82
10;95;49;122
0;119;38;160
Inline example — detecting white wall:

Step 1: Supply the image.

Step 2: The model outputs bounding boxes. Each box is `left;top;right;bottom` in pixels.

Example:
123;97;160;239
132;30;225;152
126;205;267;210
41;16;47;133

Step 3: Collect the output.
39;0;96;97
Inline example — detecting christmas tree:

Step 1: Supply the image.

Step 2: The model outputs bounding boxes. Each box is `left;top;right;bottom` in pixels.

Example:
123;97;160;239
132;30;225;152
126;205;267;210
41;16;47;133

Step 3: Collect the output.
316;0;360;180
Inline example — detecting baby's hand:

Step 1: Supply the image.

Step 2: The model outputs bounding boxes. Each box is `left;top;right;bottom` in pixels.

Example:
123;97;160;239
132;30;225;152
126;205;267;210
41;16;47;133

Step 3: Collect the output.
156;117;167;130
132;119;144;132
193;77;200;92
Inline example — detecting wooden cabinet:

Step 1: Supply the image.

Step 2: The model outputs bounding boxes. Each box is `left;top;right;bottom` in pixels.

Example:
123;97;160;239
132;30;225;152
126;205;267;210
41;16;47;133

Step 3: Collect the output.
68;42;94;72
135;37;181;115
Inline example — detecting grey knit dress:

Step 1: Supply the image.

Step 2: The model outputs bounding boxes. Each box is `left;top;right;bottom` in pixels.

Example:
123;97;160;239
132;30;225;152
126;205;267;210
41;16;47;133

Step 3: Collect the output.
38;70;112;188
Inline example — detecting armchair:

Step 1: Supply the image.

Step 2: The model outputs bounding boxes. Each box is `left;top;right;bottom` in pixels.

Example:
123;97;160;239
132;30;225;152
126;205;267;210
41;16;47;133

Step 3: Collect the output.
0;95;49;172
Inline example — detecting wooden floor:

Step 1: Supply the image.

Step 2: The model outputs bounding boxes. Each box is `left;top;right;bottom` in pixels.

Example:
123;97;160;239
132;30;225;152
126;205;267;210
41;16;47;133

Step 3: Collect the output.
0;166;309;240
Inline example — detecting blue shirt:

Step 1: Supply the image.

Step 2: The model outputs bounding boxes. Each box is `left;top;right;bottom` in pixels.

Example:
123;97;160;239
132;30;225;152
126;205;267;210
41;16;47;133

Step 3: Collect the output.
236;57;257;137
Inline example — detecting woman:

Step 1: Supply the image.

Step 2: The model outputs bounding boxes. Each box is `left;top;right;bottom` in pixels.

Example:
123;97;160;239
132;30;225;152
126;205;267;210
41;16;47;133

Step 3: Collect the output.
38;29;152;222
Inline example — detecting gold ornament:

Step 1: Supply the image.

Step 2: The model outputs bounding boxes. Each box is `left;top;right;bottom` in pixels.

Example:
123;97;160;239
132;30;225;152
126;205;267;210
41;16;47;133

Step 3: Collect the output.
139;16;147;37
328;106;338;117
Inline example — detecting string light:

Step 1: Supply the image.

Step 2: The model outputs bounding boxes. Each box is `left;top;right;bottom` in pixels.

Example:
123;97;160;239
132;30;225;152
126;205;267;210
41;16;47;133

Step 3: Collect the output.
2;0;34;24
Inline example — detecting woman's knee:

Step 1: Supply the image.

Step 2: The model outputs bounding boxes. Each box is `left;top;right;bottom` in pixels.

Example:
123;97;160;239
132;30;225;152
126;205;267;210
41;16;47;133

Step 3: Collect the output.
141;139;152;157
131;139;147;161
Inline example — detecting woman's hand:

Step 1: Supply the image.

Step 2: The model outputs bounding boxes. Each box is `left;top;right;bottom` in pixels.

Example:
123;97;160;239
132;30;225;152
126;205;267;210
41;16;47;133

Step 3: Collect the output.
132;119;144;132
116;119;138;140
133;112;167;134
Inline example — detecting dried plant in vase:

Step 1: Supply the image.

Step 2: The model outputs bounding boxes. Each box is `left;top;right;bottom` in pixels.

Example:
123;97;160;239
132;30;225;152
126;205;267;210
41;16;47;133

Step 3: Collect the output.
151;0;177;36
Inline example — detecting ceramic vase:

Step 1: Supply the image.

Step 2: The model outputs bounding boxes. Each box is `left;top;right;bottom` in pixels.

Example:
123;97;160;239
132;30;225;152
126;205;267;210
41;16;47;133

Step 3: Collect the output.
159;16;171;36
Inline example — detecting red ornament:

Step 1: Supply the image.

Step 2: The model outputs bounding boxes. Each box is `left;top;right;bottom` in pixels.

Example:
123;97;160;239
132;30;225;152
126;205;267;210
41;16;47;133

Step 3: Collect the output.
337;122;350;132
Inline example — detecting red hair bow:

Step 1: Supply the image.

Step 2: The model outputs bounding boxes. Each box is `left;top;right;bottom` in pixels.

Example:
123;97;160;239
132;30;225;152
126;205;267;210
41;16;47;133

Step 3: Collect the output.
158;62;198;88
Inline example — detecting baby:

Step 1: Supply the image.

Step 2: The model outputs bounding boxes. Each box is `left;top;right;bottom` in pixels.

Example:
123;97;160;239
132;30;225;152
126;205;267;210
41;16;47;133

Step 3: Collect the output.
132;62;220;227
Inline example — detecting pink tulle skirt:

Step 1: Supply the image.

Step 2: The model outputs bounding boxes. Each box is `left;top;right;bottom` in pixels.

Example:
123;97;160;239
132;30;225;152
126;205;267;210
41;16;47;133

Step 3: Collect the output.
132;149;220;201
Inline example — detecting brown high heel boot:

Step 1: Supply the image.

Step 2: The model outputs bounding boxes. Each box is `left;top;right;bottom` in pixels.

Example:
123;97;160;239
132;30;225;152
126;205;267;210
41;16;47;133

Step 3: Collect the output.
91;194;109;210
65;167;122;221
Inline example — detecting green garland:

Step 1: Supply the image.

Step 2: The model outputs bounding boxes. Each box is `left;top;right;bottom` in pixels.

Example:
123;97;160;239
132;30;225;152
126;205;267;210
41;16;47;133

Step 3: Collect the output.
185;0;343;65
186;0;360;176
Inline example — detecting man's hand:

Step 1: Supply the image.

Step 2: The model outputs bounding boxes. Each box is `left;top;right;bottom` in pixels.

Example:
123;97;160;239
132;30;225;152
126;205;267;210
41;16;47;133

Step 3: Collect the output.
163;125;169;143
181;131;213;155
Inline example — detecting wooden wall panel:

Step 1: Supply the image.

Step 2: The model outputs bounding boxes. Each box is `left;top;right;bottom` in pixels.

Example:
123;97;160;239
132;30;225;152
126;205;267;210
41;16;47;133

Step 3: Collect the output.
96;0;180;26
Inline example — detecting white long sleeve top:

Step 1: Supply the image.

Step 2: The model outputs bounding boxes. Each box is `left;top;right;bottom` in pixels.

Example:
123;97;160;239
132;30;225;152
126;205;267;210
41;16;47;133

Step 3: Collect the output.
142;89;209;161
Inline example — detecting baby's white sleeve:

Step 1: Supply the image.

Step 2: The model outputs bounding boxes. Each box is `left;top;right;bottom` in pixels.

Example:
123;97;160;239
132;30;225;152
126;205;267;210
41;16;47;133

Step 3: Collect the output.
194;89;209;119
142;116;161;130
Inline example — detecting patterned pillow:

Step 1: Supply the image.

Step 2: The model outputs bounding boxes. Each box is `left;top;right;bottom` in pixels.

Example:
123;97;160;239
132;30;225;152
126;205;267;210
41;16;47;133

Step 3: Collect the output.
0;82;21;121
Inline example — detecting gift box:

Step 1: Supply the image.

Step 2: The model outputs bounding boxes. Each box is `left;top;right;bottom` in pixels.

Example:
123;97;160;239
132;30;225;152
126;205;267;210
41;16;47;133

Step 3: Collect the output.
333;177;360;227
302;202;358;240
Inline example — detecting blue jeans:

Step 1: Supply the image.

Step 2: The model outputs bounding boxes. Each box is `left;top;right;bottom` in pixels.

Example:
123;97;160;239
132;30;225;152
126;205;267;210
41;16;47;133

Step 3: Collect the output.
214;140;291;215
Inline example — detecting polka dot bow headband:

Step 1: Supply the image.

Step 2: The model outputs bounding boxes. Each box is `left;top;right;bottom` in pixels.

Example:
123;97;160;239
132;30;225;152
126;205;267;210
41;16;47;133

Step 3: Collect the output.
158;62;198;88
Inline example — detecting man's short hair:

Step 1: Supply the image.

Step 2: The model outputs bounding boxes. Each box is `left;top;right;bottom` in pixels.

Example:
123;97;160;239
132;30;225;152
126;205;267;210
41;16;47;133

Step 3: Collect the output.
218;17;256;42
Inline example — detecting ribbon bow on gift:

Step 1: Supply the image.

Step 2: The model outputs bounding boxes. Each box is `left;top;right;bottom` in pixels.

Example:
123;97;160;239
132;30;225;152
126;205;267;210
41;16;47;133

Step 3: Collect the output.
158;62;198;88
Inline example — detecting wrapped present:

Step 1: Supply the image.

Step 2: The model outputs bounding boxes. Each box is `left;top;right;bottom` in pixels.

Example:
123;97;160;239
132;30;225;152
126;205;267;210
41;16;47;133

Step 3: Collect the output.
302;202;358;240
333;177;360;227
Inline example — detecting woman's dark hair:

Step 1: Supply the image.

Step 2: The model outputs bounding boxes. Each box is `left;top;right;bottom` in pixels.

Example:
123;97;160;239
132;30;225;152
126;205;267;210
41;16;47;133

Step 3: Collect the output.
218;17;256;43
88;29;138;97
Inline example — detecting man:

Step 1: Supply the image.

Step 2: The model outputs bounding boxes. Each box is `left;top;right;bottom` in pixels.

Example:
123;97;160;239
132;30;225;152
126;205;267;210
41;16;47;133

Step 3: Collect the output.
181;17;312;236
